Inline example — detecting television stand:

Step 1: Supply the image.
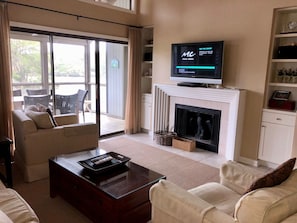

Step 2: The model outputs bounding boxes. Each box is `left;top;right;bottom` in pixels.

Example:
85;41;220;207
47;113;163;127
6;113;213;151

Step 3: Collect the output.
177;82;207;88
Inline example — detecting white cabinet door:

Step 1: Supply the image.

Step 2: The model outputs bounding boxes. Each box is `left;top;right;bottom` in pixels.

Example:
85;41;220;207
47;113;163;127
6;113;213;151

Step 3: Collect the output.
259;121;294;164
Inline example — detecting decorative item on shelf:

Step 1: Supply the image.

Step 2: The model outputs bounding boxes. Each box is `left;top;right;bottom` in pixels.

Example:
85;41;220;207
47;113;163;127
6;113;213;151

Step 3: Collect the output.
268;99;296;111
143;68;152;77
275;68;297;83
271;90;291;100
144;52;153;61
275;68;285;83
147;39;153;45
277;43;297;59
280;21;297;34
269;90;295;111
288;21;297;32
284;69;293;83
292;70;297;83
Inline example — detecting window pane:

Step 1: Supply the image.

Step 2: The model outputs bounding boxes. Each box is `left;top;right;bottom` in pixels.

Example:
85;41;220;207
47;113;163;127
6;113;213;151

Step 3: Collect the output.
78;0;133;11
53;42;85;84
11;39;42;84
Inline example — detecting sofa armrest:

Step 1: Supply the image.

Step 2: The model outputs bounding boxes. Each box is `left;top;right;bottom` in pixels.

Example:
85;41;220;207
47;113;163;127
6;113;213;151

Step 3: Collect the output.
12;110;37;134
54;113;78;126
220;161;268;195
235;185;297;223
149;180;234;223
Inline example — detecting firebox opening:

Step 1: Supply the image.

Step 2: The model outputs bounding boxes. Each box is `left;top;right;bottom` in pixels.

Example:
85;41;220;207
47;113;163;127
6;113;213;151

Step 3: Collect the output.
174;104;221;153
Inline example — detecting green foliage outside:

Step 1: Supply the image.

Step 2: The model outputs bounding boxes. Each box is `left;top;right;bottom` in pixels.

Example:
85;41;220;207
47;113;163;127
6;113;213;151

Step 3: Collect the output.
11;39;42;84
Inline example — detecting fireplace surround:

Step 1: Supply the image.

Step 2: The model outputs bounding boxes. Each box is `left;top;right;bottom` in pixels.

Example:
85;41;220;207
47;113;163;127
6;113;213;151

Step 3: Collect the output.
153;84;246;161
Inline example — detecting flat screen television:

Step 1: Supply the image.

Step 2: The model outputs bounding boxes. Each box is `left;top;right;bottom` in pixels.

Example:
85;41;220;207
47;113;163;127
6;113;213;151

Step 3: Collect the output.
170;41;224;86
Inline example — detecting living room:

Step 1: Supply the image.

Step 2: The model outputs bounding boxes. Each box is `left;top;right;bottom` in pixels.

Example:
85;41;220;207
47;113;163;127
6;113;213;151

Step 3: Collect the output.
1;0;297;222
3;0;297;166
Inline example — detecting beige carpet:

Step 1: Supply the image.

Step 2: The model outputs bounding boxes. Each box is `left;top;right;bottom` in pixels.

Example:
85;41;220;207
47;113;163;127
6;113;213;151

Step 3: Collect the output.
12;135;219;223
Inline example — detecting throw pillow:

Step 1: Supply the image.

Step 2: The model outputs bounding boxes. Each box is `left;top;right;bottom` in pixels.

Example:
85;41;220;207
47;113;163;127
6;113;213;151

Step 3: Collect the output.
25;103;57;128
24;105;39;112
244;157;296;194
36;103;48;112
25;110;54;129
46;108;58;127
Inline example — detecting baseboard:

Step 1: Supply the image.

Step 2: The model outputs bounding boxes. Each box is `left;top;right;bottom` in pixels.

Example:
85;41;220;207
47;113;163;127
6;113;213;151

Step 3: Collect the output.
237;156;260;167
257;159;278;169
237;156;278;169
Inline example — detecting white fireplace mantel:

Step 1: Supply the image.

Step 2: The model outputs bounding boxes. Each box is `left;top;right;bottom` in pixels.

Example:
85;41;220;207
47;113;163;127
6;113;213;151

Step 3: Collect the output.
153;84;246;161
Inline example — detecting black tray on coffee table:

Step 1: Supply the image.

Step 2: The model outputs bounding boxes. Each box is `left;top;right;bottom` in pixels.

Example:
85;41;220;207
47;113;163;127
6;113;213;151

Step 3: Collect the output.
78;152;130;174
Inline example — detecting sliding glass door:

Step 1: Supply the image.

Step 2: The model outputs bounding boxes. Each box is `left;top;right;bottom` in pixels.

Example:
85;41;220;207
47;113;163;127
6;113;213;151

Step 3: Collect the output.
10;30;127;137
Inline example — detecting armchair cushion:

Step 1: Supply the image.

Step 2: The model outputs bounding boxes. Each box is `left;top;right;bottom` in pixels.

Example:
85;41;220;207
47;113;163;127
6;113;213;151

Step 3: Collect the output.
189;182;241;215
149;179;235;223
245;157;296;193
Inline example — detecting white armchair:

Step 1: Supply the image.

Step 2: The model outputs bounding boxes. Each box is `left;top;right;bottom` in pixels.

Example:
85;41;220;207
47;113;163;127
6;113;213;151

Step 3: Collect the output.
150;160;297;223
12;110;98;182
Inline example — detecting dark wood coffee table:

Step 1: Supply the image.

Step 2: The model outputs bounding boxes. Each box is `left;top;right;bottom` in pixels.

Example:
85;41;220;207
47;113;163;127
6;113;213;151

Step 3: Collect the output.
49;148;165;223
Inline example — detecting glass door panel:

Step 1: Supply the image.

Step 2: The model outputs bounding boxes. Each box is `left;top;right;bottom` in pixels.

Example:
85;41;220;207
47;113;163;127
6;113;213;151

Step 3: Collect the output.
10;33;50;110
98;41;127;136
52;37;88;123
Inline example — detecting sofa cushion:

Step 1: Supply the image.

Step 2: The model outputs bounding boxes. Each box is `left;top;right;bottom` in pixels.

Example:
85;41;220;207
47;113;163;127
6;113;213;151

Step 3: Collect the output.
245;157;296;193
0;210;13;223
189;182;241;215
0;188;39;223
280;213;297;223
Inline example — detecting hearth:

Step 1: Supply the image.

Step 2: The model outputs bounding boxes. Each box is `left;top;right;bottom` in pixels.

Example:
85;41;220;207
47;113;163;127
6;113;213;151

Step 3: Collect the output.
174;104;221;153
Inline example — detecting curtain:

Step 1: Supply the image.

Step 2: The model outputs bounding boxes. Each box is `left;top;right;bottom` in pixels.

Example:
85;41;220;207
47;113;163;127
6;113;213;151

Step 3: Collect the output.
0;2;13;140
125;27;142;134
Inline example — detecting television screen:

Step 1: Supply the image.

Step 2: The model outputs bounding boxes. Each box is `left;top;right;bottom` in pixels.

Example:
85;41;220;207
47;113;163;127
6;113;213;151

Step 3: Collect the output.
171;41;224;85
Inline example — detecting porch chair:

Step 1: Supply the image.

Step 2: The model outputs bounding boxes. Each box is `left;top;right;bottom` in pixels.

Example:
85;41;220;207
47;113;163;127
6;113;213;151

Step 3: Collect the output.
13;89;23;110
13;89;22;96
77;89;88;122
26;89;48;95
24;95;51;108
54;94;78;115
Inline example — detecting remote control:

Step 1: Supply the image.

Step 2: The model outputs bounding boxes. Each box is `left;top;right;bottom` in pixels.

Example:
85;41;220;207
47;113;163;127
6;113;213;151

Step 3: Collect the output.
91;155;113;165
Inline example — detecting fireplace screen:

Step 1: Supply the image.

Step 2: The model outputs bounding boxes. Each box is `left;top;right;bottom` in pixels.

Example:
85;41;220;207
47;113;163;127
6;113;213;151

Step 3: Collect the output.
174;104;221;153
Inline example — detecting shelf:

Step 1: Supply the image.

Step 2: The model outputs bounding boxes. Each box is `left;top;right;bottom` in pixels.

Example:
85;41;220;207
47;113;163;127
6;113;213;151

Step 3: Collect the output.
263;108;296;115
144;44;153;48
142;76;152;78
269;82;297;88
272;59;297;63
275;33;297;38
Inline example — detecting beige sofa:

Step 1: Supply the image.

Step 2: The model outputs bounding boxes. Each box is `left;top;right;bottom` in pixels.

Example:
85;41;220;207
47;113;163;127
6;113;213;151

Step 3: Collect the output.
12;110;98;182
150;160;297;223
0;180;39;222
